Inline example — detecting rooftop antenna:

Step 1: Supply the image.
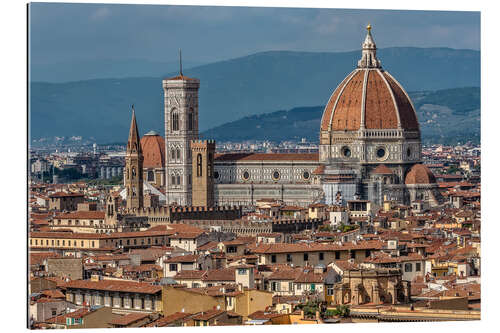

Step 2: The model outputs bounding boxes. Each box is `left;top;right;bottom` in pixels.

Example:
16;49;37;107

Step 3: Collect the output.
179;48;183;76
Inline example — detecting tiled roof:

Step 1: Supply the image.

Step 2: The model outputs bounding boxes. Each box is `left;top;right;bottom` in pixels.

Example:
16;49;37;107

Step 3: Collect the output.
197;241;219;251
320;68;419;132
252;240;384;254
192;309;226;321
145;312;193;327
166;74;198;81
174;270;207;280
30;252;60;265
268;269;302;281
30;231;107;239
109;312;150;326
294;271;325;283
141;134;165;169
405;164;437;185
122;264;162;273
372;164;394;174
169;231;204;239
203;268;235;282
46;308;90;324
55;211;105;220
49;192;85;198
164;254;199;263
63;279;162;294
214;153;318;162
41;289;65;299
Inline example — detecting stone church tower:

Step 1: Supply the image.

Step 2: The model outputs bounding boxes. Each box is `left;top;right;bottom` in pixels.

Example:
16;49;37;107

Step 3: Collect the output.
163;56;200;206
191;140;215;207
125;106;144;210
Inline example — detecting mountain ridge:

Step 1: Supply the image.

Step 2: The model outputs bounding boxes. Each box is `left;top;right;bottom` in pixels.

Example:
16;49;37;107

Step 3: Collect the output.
29;47;480;142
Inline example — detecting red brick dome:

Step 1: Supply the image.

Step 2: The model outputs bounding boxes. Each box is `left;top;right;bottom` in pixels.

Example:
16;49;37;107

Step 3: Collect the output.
320;27;419;132
405;164;436;185
140;131;165;169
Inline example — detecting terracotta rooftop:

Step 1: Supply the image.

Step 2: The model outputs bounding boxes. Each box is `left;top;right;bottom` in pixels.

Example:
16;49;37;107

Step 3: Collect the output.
214;153;318;162
165;74;198;81
108;312;150;326
55;211;105;220
164;254;199;263
405;164;437;185
373;164;394;175
192;309;227;321
145;312;193;327
63;279;162;294
252;240;384;254
320;69;419;132
141;134;165;169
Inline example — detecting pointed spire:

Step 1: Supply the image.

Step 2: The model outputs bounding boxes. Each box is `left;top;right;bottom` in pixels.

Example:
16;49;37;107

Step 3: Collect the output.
179;49;183;76
358;24;382;69
127;104;141;154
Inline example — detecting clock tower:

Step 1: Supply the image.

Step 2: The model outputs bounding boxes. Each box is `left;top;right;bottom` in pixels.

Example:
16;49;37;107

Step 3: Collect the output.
162;52;200;206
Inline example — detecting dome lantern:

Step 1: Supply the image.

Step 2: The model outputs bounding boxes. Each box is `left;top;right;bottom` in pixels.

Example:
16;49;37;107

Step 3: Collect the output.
358;24;381;69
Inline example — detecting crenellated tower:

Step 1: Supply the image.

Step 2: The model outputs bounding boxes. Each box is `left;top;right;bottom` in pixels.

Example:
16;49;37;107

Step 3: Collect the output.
191;140;215;207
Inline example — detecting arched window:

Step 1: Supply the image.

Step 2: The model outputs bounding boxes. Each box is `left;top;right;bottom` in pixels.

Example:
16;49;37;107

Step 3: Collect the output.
171;111;179;131
197;154;203;177
176;149;181;160
171;149;176;162
188;109;194;131
171;175;176;186
176;175;181;186
131;167;136;179
147;170;154;181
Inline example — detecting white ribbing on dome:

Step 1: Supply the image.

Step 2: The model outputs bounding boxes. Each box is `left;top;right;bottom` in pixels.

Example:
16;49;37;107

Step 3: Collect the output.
377;69;402;129
358;24;382;69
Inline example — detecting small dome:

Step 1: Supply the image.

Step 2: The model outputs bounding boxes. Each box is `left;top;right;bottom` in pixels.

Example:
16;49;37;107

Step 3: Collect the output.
405;164;436;185
140;133;165;169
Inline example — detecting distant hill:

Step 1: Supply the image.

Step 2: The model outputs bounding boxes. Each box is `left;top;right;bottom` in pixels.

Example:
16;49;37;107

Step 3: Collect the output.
202;87;480;145
30;47;480;143
30;58;205;83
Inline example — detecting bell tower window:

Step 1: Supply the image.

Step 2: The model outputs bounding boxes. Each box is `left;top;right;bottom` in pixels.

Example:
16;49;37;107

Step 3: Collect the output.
171;112;179;131
188;109;194;131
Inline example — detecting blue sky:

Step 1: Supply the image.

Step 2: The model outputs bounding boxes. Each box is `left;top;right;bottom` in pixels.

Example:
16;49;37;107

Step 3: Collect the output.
29;3;480;65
